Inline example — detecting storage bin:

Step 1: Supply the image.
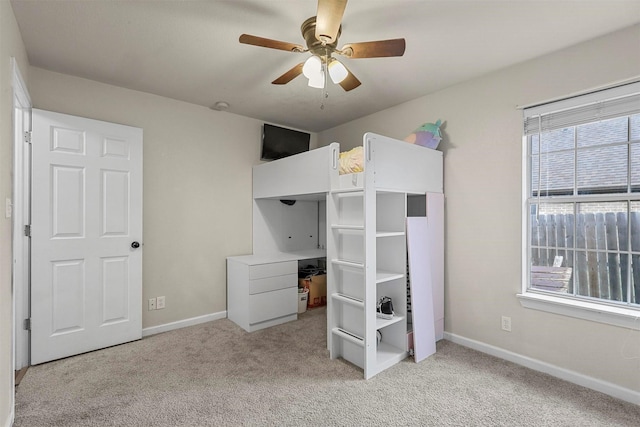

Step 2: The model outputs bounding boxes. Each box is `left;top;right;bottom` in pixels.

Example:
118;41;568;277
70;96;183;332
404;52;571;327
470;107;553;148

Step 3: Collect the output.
298;288;309;314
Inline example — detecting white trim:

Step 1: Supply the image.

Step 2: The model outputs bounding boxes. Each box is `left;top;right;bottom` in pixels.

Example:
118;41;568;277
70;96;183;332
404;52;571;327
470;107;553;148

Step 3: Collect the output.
142;311;227;337
444;332;640;406
3;408;14;427
517;292;640;330
10;57;31;427
521;135;529;297
12;57;31;372
11;57;31;106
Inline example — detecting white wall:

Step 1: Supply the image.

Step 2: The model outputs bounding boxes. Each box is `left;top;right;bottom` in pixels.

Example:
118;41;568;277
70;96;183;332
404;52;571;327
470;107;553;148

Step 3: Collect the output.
0;2;30;425
28;66;274;329
319;24;640;393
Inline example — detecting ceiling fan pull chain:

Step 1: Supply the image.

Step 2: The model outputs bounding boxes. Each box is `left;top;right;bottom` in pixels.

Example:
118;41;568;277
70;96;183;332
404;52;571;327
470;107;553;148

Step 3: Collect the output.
321;51;329;110
320;63;325;109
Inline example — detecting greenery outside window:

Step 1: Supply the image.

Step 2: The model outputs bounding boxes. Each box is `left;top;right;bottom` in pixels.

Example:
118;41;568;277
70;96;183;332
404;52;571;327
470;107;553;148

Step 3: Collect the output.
520;82;640;326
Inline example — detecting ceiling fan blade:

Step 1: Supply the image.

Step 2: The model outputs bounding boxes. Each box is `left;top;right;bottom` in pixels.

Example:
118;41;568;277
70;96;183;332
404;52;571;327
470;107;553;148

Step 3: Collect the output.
338;66;361;92
239;34;304;52
315;0;347;43
272;63;304;85
340;38;406;58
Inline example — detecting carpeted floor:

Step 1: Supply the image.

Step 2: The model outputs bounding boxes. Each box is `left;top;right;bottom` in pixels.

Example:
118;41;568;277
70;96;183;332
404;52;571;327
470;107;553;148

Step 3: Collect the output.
14;307;640;426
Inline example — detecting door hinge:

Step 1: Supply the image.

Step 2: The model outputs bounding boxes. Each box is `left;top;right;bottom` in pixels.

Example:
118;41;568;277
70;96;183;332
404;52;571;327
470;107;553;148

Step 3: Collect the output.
24;224;31;237
24;131;32;144
23;318;31;331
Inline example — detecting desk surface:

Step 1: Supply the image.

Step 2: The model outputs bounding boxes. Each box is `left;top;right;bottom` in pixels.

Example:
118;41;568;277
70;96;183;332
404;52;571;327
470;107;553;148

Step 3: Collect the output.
227;249;326;265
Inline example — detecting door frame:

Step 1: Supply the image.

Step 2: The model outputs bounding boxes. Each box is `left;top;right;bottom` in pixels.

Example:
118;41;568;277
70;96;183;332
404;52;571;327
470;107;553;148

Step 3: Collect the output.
12;57;32;373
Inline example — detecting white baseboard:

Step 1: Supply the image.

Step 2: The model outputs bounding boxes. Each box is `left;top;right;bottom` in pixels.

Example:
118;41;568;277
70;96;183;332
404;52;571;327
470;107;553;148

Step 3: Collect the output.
142;311;227;338
444;332;640;406
4;408;14;427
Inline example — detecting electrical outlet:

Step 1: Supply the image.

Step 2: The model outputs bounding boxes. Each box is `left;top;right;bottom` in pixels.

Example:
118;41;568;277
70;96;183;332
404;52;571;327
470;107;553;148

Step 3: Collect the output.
156;296;165;309
501;316;512;332
148;298;156;310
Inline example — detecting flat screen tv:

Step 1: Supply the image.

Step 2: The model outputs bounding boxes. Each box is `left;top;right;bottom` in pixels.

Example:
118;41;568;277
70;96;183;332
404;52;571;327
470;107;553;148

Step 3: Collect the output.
261;124;310;161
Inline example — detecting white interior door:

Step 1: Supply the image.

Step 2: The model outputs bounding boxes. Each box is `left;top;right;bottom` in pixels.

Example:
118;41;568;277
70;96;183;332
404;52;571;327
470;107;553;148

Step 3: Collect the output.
31;109;143;365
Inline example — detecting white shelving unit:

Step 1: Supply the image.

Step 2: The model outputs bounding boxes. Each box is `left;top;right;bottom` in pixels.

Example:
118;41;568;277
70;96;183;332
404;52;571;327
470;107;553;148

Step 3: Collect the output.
328;185;419;378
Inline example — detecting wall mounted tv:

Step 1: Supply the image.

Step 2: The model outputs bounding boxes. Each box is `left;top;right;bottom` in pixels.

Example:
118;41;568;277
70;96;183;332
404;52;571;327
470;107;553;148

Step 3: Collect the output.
261;124;310;161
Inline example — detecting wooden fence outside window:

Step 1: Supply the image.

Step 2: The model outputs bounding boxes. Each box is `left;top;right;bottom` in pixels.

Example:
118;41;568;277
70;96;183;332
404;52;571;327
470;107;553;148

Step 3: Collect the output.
530;212;640;304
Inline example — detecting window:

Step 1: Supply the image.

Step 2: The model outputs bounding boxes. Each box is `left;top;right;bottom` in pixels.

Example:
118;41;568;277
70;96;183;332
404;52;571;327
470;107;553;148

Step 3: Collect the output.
521;82;640;324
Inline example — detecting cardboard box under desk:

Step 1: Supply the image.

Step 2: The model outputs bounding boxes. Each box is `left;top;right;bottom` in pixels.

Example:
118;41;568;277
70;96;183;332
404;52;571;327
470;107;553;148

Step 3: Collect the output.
299;274;326;308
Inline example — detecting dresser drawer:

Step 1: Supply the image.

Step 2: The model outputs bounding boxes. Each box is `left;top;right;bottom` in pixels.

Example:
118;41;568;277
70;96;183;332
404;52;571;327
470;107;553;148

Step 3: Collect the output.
249;287;297;325
249;273;297;295
249;261;296;280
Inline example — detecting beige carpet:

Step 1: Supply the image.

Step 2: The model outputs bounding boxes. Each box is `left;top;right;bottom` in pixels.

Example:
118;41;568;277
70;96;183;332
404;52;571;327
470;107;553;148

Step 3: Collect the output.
15;307;640;426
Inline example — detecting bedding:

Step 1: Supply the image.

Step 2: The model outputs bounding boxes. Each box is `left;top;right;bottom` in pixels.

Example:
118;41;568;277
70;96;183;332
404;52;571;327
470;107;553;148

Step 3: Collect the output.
338;128;442;175
338;146;364;174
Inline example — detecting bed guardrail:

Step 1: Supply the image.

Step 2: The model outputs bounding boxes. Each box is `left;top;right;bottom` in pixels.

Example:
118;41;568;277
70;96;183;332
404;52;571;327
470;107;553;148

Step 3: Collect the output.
363;132;443;194
253;142;340;199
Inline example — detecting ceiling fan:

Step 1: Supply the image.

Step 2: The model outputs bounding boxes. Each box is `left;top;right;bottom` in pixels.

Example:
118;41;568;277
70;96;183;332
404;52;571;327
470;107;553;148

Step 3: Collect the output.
239;0;406;91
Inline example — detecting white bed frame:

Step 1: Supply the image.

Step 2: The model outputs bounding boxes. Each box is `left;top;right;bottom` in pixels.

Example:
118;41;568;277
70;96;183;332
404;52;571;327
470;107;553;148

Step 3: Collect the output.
253;142;339;200
243;132;444;378
253;133;443;199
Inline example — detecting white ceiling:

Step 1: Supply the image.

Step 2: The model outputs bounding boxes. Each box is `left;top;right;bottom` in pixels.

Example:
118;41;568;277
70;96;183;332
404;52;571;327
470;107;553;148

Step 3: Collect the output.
10;0;640;132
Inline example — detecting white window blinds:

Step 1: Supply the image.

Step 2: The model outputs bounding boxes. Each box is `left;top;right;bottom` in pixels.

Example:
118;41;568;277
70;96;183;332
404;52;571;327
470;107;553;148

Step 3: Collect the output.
524;81;640;135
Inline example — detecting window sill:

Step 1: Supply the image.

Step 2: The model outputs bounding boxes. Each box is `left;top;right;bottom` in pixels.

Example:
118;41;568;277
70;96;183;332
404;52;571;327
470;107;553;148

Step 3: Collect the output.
517;292;639;330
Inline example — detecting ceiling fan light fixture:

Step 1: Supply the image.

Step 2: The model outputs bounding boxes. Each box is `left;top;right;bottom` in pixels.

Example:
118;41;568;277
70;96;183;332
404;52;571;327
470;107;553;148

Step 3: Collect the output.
302;55;322;79
307;71;325;88
328;59;348;84
239;1;405;93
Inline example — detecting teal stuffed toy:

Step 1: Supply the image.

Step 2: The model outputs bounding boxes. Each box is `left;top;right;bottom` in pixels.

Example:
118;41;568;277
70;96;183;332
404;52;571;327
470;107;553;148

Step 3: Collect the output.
404;119;442;149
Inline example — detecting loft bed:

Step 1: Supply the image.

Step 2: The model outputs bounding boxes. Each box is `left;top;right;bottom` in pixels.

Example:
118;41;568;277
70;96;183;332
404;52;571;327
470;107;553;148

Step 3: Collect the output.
253;132;443;200
246;132;444;378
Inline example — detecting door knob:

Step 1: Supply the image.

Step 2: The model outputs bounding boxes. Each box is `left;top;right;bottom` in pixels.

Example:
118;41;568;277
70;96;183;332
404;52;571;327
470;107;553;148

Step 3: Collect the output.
131;241;140;249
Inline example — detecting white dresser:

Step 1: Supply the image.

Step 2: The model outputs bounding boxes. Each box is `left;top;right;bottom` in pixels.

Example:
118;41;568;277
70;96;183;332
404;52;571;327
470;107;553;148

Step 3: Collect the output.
226;250;324;332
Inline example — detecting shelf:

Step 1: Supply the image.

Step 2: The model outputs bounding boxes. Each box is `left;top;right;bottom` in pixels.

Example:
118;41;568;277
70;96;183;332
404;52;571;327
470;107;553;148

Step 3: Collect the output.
331;224;364;231
331;188;364;195
376;231;404;238
376;270;404;283
332;292;364;308
376;341;408;368
332;327;364;347
376;314;405;329
375;188;424;196
332;259;365;269
229;249;326;265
